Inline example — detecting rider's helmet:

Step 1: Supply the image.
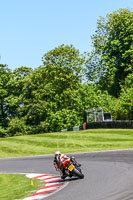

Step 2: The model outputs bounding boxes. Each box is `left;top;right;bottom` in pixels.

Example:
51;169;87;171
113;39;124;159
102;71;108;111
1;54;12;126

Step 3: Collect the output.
55;151;61;156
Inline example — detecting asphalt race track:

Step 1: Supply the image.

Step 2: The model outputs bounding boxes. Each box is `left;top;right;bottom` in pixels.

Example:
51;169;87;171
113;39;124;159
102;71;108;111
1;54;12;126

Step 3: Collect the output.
1;150;133;200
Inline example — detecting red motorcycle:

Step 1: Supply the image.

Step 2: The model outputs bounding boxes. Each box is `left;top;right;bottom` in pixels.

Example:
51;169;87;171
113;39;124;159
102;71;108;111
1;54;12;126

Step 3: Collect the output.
63;157;84;179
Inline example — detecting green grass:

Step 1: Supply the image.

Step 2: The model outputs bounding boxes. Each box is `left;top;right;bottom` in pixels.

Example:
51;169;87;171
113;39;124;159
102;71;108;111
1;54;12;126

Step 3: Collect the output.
0;129;133;158
0;174;44;200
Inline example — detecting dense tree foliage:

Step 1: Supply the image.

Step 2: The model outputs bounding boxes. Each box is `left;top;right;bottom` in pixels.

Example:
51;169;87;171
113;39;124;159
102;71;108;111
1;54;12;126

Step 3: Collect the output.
0;9;133;137
12;45;85;134
86;9;133;97
5;66;33;118
0;64;12;128
117;74;133;120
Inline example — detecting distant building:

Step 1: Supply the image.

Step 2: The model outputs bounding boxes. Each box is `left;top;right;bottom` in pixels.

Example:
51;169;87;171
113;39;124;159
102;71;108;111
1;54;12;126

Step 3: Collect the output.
86;108;112;123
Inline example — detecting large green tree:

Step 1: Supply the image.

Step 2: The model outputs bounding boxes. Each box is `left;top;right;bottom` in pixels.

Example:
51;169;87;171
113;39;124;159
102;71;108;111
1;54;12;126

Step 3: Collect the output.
41;44;84;110
17;45;85;132
86;8;133;97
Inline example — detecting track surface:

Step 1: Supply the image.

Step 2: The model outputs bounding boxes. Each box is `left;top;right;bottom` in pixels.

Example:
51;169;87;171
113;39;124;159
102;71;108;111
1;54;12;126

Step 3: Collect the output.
1;150;133;200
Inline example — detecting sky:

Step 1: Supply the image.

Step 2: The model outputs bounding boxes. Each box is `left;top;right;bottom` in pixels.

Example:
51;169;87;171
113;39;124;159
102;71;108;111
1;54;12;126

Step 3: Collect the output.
0;0;133;71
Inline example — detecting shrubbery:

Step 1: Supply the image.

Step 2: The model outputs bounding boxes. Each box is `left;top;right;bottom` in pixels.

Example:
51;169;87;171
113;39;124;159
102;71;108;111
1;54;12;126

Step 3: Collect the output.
0;126;7;137
7;118;26;136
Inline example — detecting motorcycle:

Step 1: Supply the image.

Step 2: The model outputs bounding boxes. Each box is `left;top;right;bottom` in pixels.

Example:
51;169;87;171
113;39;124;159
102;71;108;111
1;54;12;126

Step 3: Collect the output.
63;157;84;179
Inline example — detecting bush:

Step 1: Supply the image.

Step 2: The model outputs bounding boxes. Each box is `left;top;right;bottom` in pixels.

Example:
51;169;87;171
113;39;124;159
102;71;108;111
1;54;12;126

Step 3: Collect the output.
0;127;8;137
25;121;50;135
117;87;133;120
48;109;81;132
7;118;26;136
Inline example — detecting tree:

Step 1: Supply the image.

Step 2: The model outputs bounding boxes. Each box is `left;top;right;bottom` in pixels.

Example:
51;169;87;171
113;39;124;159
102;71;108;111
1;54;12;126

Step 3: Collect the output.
42;44;85;110
0;64;12;127
117;74;133;119
12;66;33;95
86;9;133;97
17;45;85;133
42;44;84;89
5;66;33;119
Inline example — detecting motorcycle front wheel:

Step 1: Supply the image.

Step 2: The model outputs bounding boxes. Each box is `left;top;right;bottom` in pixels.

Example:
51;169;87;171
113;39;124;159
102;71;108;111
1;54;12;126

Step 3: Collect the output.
72;168;84;179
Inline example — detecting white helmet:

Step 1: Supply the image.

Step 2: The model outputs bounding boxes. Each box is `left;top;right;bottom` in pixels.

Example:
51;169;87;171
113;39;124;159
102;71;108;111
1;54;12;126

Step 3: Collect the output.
55;151;61;156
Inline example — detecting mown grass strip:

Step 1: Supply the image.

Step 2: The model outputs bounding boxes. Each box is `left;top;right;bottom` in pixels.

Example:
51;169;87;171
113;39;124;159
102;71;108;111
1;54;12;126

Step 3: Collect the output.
0;129;133;158
0;174;44;200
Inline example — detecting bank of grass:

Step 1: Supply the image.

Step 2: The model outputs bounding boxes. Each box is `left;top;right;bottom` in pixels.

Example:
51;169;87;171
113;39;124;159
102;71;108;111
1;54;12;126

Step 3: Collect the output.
0;174;44;200
0;129;133;158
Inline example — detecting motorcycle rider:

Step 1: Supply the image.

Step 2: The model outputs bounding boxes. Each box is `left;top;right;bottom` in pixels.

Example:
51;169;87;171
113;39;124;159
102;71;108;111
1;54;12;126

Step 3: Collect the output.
53;151;81;179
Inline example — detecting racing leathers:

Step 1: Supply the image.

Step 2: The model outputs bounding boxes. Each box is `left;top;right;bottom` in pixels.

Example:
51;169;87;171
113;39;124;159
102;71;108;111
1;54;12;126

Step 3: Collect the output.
53;153;70;179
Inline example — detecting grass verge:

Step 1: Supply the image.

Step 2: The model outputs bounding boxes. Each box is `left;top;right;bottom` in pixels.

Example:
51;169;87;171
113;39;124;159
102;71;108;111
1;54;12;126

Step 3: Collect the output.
0;174;44;200
0;129;133;158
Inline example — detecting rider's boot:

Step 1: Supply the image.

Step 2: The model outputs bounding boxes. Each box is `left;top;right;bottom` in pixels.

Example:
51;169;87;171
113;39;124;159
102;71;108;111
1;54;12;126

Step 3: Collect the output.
60;168;67;179
61;174;67;179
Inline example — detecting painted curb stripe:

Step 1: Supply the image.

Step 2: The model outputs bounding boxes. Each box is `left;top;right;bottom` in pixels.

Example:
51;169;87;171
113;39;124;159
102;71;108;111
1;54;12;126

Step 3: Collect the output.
33;175;52;179
43;184;64;189
30;189;57;196
23;174;67;200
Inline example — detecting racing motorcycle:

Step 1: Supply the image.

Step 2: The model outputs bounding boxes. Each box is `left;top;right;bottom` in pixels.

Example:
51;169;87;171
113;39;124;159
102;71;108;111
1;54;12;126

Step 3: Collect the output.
63;156;84;179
